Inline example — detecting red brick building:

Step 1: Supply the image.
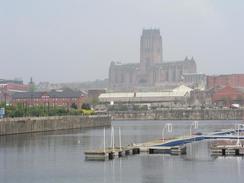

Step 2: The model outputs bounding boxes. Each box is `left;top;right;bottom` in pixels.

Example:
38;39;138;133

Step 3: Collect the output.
0;83;29;92
12;89;85;108
0;82;30;104
207;74;244;89
212;86;244;106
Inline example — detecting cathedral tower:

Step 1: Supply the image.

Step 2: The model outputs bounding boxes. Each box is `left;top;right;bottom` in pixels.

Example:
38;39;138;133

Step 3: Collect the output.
140;29;163;66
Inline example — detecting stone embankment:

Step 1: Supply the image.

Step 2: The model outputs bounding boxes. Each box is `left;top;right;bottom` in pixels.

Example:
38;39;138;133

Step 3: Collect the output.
111;109;244;120
0;115;111;135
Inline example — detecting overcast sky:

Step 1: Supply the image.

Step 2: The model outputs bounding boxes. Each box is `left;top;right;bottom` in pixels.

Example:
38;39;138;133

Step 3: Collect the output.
0;0;243;83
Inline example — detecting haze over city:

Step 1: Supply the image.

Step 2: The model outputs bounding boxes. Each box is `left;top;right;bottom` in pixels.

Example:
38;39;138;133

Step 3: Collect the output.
0;0;244;83
2;1;244;183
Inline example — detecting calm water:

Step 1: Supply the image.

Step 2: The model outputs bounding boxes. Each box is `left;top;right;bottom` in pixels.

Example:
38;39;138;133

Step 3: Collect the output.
0;120;244;183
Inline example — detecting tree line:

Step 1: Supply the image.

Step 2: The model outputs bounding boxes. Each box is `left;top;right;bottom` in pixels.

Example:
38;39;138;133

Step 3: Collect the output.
0;103;95;118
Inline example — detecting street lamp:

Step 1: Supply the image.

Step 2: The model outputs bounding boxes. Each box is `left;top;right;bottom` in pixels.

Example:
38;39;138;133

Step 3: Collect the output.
189;121;198;137
162;123;173;142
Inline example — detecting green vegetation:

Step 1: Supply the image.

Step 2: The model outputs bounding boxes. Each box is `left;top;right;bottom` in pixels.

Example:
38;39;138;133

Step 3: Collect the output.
0;102;95;118
80;109;95;115
80;103;95;115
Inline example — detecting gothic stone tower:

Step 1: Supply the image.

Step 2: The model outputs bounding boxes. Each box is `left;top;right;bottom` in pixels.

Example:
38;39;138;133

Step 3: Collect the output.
108;28;198;90
138;29;163;85
140;29;163;70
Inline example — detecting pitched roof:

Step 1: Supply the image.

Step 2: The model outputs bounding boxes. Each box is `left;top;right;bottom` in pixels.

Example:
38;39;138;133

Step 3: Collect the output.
48;90;82;98
99;85;192;103
12;92;43;99
12;89;83;99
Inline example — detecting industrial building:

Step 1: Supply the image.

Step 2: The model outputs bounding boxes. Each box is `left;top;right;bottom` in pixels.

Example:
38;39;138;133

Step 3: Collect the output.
99;85;192;106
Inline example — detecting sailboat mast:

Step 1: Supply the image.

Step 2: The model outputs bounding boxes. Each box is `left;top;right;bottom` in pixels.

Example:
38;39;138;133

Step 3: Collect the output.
119;127;122;151
103;127;106;153
112;126;115;151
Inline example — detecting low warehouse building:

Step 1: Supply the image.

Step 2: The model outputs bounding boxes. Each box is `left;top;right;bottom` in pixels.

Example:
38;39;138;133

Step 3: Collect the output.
99;85;192;106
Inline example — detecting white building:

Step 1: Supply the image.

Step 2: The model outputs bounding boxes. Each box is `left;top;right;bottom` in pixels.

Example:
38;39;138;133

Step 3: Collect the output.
99;85;192;106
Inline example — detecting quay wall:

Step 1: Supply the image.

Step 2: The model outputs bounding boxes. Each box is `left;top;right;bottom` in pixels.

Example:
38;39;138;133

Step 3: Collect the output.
111;109;244;120
0;115;111;135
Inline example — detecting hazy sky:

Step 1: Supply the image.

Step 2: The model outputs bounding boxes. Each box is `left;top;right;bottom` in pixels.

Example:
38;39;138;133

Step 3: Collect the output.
0;0;243;83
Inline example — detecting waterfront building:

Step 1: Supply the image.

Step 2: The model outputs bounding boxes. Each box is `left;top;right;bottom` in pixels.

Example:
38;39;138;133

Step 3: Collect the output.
0;81;29;93
0;79;29;104
12;89;85;108
99;85;192;107
212;86;244;107
109;29;197;91
207;74;244;89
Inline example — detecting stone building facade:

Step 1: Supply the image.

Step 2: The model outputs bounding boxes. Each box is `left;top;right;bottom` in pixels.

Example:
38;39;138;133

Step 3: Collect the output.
109;29;197;91
183;73;207;90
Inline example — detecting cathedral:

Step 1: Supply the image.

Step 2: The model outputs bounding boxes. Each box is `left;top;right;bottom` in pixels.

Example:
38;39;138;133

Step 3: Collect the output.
109;29;197;91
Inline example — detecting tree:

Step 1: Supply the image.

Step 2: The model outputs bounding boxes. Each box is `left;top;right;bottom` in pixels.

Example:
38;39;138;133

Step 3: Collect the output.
70;103;78;109
81;103;91;110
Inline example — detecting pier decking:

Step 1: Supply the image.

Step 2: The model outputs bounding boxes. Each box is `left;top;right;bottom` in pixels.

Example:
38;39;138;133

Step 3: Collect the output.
210;140;244;156
85;146;140;161
211;145;244;156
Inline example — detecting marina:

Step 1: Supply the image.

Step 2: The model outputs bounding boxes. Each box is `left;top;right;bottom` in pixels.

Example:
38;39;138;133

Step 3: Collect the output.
85;122;244;160
85;121;244;161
